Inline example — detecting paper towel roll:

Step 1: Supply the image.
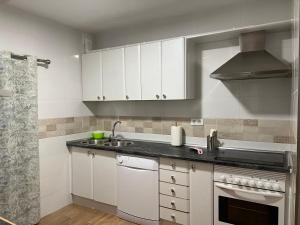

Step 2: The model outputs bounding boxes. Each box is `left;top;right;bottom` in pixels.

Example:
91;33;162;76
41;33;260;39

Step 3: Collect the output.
171;126;183;146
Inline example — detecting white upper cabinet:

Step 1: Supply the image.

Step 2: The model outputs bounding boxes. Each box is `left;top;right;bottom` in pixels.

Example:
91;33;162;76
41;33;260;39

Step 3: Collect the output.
141;41;162;100
124;44;141;100
102;47;125;101
162;38;185;100
81;36;195;101
82;52;102;101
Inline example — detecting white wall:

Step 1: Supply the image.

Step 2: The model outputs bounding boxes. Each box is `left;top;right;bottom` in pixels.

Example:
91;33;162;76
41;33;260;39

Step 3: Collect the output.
91;0;293;120
0;5;93;218
90;31;292;120
39;133;89;217
95;0;291;48
0;5;93;119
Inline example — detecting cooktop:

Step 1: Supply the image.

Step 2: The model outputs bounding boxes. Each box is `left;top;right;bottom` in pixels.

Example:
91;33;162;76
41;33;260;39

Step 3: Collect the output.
215;148;287;167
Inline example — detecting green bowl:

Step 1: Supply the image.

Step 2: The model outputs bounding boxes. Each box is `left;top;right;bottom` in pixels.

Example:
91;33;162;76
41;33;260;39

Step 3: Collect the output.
91;131;104;139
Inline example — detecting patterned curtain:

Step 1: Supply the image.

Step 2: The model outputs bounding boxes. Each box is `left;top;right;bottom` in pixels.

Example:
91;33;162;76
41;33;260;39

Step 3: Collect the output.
0;51;40;225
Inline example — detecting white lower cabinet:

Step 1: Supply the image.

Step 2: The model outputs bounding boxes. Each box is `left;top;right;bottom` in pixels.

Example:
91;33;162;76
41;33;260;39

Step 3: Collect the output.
71;147;117;206
189;162;214;225
71;148;93;199
159;158;213;225
93;151;117;206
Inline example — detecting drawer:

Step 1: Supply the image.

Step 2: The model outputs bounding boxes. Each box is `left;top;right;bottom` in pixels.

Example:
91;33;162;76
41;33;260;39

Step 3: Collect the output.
160;158;189;173
160;207;189;225
160;182;189;199
160;194;190;213
160;169;189;186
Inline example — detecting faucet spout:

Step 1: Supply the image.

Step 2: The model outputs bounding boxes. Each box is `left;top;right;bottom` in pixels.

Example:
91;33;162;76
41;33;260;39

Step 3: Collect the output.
111;120;122;139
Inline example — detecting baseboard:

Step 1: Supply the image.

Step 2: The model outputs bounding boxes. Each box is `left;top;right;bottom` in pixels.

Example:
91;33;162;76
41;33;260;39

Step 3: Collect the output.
72;194;117;215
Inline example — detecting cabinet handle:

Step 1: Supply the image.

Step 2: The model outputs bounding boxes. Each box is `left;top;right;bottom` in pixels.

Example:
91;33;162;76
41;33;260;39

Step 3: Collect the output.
97;96;101;100
171;214;175;220
171;201;175;206
92;153;95;158
171;163;176;169
155;94;159;99
170;188;175;194
171;175;175;182
103;96;105;100
126;95;129;100
87;151;92;156
163;94;166;99
191;164;196;170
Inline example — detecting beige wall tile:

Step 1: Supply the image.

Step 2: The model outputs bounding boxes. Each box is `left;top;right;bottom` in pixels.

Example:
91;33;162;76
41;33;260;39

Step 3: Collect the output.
46;124;56;132
243;119;258;126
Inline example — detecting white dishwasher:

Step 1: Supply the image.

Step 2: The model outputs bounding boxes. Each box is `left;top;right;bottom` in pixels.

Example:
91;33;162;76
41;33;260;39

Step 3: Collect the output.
117;154;159;225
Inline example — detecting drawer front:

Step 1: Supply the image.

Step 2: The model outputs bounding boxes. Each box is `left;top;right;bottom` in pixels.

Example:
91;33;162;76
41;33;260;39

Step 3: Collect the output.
160;207;189;225
160;194;190;213
160;158;189;173
160;182;189;199
160;169;189;186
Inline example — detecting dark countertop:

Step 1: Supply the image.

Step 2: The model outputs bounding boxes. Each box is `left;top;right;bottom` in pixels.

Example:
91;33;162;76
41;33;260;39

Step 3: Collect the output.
66;138;291;173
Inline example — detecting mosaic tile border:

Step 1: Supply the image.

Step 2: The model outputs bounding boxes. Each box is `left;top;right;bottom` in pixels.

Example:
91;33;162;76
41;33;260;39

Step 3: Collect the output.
38;116;294;144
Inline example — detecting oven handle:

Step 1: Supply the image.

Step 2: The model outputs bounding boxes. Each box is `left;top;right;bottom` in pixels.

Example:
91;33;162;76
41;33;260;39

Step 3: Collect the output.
215;183;283;198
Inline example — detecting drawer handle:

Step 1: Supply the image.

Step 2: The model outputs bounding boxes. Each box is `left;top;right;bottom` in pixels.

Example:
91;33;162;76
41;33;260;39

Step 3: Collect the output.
170;188;175;195
171;201;175;207
171;175;176;182
171;163;176;169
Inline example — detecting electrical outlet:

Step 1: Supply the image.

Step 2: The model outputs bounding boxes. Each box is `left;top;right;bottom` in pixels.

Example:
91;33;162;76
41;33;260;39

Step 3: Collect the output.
190;118;204;126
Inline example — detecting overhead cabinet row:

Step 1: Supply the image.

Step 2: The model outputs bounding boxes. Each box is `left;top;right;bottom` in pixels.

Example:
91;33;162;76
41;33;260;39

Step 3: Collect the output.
82;37;195;101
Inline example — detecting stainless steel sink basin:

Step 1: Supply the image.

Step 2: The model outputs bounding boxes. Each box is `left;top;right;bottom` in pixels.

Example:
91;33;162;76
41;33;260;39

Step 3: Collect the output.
80;139;109;145
104;140;134;147
80;139;133;147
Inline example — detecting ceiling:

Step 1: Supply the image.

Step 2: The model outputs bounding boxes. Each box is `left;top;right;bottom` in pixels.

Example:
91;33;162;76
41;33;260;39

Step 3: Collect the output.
3;0;255;32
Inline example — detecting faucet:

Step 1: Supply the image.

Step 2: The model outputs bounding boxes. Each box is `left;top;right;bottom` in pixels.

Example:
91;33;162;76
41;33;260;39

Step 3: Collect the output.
207;129;219;151
111;120;122;139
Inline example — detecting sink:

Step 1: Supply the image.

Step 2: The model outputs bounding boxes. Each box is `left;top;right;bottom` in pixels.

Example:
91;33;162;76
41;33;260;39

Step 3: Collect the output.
80;139;133;148
80;139;109;145
104;140;134;147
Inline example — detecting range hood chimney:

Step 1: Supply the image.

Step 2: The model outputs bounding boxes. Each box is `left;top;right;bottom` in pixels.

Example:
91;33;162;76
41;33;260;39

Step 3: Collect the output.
210;30;292;80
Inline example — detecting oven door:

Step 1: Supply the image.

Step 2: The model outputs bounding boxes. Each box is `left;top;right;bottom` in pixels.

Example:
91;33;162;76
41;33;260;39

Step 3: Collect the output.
214;182;285;225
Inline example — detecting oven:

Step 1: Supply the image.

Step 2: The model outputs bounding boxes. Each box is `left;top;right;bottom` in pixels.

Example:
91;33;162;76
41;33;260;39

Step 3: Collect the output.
214;165;287;225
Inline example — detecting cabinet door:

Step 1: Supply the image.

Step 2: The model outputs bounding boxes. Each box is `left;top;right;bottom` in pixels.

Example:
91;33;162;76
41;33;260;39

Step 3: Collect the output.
93;151;117;206
71;148;93;199
102;48;125;101
82;52;102;101
141;41;162;100
162;38;185;100
124;44;141;100
189;162;213;225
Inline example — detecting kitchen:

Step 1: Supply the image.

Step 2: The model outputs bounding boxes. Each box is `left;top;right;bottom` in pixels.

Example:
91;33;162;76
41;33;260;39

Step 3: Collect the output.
0;0;298;225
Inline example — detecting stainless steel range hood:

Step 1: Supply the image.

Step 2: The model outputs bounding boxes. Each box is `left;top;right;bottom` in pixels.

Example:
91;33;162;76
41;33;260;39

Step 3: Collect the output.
210;30;292;80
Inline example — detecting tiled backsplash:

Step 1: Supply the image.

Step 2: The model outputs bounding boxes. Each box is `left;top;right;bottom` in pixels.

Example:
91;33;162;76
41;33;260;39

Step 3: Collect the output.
38;116;294;144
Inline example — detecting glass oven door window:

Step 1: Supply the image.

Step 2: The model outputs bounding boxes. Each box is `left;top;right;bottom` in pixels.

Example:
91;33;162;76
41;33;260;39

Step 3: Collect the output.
219;196;279;225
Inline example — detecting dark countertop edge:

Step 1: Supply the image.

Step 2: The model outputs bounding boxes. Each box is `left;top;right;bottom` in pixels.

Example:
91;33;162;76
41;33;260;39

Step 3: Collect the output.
66;141;291;174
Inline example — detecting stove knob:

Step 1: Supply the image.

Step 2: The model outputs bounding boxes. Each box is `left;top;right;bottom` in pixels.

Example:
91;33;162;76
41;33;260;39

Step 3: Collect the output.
248;180;255;187
264;182;271;189
256;181;263;188
220;175;226;182
272;183;280;191
234;178;241;184
241;179;248;186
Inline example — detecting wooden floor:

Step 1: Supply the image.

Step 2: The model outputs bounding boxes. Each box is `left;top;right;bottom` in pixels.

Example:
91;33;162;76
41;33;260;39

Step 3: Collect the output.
39;204;136;225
